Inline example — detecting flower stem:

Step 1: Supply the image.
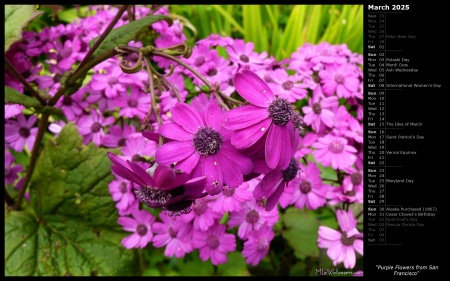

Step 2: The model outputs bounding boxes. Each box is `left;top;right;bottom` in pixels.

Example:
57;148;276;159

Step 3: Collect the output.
4;57;47;105
5;188;15;207
14;113;50;210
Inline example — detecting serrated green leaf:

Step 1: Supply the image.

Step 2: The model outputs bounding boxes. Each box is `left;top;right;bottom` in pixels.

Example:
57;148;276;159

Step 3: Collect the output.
5;86;63;116
4;123;138;276
216;252;250;276
88;14;173;58
5;5;43;52
282;208;320;258
177;251;214;276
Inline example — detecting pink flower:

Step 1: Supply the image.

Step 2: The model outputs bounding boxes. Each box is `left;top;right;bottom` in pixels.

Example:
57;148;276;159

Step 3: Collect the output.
318;209;363;269
118;208;155;249
223;70;303;170
114;85;151;120
76;109;114;146
5;114;38;152
320;63;360;98
192;222;236;265
109;178;139;216
268;68;308;102
210;183;253;214
180;197;222;231
302;85;338;132
242;223;274;266
289;162;327;210
312;135;357;170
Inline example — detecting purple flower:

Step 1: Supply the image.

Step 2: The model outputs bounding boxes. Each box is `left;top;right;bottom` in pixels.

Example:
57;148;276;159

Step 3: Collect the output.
268;68;308;102
120;134;157;169
159;72;189;113
5;104;25;119
113;85;151;120
192;221;236;265
55;90;88;121
197;33;234;47
118;208;155;249
293;132;318;159
223;70;303;170
210;183;253;214
155;100;253;195
48;120;66;137
312;135;357;170
90;64;136;98
180;197;221;231
289;162;327;210
227;197;279;240
318;209;363;269
107;152;207;216
242;223;274;266
5;150;23;186
320;63;360;98
109;177;139;216
5;114;38;152
152;212;194;258
76;109;114;146
103;124;137;148
226;39;269;71
253;157;301;211
302;85;338;132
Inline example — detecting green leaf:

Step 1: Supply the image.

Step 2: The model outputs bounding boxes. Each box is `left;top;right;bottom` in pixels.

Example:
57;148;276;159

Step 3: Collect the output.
57;5;92;23
216;252;250;276
176;251;214;276
88;14;173;58
282;208;320;258
5;123;138;276
5;5;43;52
5;86;63;116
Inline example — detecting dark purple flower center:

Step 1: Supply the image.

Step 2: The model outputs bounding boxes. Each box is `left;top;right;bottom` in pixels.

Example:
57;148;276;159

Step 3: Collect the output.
341;231;355;246
334;73;346;84
328;139;345;154
120;182;128;194
90;122;102;133
345;189;356;197
206;235;220;249
351;172;362;186
300;181;312;194
118;138;127;147
268;98;294;126
239;54;249;63
62;96;73;106
193;199;208;215
168;227;177;238
21;70;31;79
257;238;270;251
282;81;294;91
193;127;223;155
131;154;142;162
136;224;148;236
312;103;322;114
195;56;205;67
282;157;300;182
135;185;182;206
164;199;193;216
19;127;30;138
292;113;304;131
170;90;177;98
107;76;118;86
127;99;138;108
222;186;235;197
312;73;320;84
207;68;217;76
246;209;260;224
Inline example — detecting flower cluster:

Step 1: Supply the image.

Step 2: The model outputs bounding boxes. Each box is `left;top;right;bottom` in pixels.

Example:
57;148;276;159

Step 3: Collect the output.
5;5;363;270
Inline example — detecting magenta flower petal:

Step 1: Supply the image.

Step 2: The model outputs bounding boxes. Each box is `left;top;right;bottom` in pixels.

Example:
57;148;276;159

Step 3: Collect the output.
108;152;148;186
118;217;138;232
171;103;204;133
152;165;176;189
233;70;274;107
222;105;269;130
155;141;196;166
253;170;283;199
265;124;291;170
265;183;285;211
204;101;222;131
127;160;154;187
158;123;193;141
231;118;272;149
216;152;243;188
173;152;201;174
219;142;254;175
202;156;223;195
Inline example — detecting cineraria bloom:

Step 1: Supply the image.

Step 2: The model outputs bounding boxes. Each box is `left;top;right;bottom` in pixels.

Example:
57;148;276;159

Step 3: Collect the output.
103;124;137;148
152;211;194;258
318;209;363;269
227;197;279;240
197;33;234;47
5;104;25;119
109;177;139;216
242;222;274;266
344;115;364;144
302;85;338;132
310;42;347;68
180;197;222;231
330;105;351;137
210;183;254;214
89;64;136;98
158;72;189;113
48;120;66;137
47;36;82;72
267;68;308;103
326;172;363;205
5;114;38;152
192;221;236;266
200;55;233;87
181;42;218;76
294;132;318;159
312;135;357;170
76;109;114;146
55;90;88;121
288;162;327;210
155;100;253;196
107;152;207;216
319;63;360;98
226;39;269;71
222;70;303;170
118;208;155;249
5;150;23;186
253;157;301;211
113;85;151;120
118;134;157;170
